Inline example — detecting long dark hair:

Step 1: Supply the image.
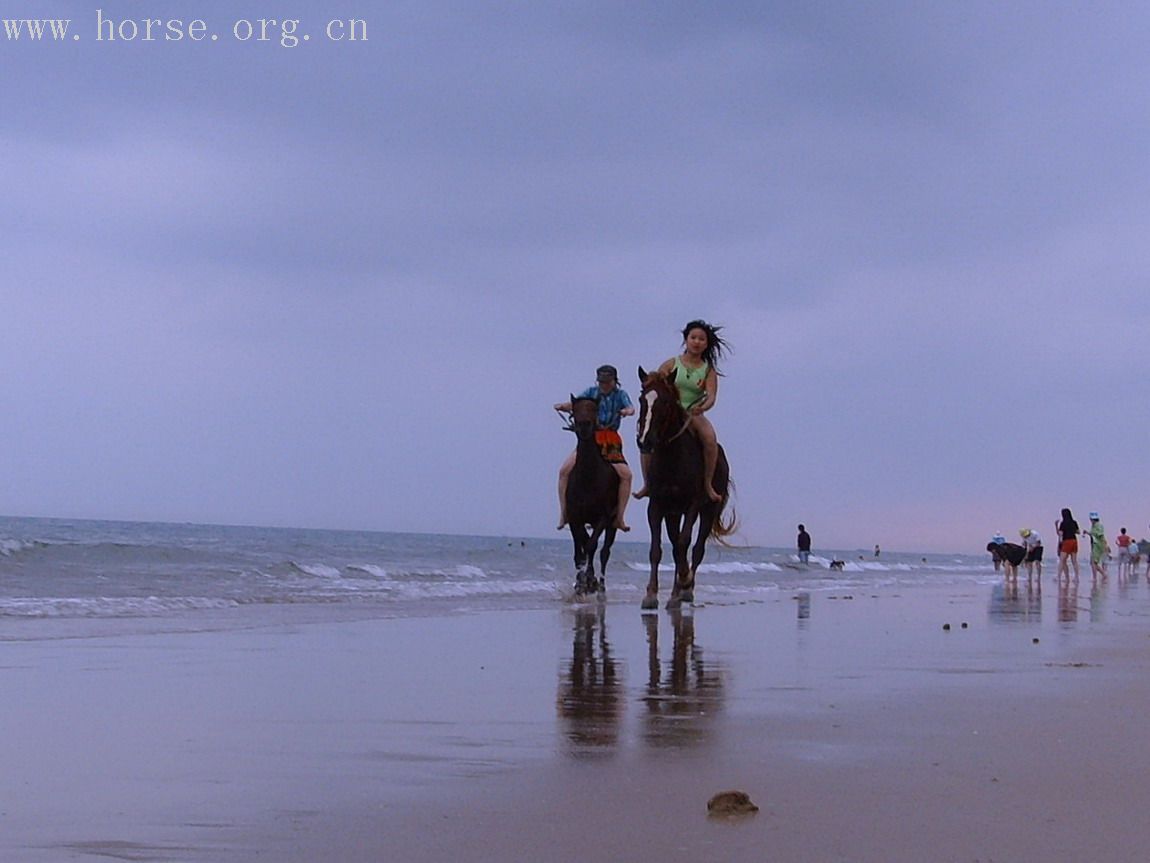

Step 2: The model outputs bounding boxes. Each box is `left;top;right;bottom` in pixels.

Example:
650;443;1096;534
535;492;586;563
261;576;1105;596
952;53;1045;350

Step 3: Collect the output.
681;319;730;374
1060;508;1078;532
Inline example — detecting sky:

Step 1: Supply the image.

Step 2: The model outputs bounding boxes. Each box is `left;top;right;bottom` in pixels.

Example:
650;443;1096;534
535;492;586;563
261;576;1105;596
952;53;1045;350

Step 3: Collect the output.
3;1;1149;554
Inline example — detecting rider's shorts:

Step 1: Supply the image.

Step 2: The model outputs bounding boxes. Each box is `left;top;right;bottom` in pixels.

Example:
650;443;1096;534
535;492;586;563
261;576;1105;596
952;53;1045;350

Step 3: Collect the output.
595;429;626;464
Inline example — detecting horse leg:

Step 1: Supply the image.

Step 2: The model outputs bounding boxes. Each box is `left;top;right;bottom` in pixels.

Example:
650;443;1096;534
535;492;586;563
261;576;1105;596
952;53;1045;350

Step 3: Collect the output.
597;527;616;599
665;513;688;610
570;523;590;595
685;507;714;601
584;525;604;594
642;504;662;610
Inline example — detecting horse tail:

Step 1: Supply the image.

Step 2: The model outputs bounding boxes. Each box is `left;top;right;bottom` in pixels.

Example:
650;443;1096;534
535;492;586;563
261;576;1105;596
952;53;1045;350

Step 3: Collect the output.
708;476;738;546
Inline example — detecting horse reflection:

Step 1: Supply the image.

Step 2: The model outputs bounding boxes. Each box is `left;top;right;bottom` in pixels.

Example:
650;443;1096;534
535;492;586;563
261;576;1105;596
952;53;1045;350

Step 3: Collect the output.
641;611;725;749
556;607;622;758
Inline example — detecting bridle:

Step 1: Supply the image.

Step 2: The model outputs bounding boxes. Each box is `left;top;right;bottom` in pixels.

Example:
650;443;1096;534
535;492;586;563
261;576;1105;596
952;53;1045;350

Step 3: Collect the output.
639;381;701;447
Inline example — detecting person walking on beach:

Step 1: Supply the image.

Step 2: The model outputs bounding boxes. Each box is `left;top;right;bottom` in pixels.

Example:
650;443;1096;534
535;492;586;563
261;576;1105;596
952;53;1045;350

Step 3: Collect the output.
1086;512;1109;580
797;524;811;564
1056;508;1080;581
1020;528;1044;581
633;319;730;503
555;365;634;532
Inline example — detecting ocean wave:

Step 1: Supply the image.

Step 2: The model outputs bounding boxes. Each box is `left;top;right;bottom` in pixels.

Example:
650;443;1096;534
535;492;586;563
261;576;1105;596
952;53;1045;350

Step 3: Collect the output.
345;564;389;579
388;579;562;600
625;560;783;574
289;562;343;579
0;538;48;557
444;564;487;579
0;596;243;618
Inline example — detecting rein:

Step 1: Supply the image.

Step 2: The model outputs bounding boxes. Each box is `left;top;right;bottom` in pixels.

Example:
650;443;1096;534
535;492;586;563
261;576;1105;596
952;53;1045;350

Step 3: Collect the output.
555;407;576;433
662;394;706;443
666;413;693;442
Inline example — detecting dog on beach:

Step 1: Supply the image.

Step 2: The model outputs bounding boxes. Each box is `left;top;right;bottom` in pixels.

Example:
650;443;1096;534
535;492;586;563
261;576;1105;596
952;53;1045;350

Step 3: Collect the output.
829;559;845;571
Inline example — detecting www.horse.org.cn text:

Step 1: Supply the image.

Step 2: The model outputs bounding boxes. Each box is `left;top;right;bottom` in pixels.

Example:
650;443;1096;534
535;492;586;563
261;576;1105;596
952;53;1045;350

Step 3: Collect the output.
2;11;369;48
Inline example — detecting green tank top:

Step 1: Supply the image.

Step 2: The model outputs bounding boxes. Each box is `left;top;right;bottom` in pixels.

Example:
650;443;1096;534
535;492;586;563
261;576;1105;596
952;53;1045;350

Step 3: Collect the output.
673;356;708;408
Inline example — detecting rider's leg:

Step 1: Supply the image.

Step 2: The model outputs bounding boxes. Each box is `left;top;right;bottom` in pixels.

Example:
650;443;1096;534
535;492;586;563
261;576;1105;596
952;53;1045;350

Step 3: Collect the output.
557;450;576;529
692;415;722;502
632;452;651;499
612;463;632;531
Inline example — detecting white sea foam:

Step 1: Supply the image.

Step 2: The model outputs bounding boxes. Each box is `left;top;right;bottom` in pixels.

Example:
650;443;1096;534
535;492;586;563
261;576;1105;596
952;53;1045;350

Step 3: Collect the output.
387;579;561;600
625;560;783;574
446;564;487;579
290;562;343;579
0;596;242;618
346;564;389;579
696;561;766;574
0;538;43;556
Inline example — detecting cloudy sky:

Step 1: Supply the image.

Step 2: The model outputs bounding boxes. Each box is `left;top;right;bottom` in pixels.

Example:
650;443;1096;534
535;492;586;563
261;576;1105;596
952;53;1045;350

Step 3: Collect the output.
3;1;1148;553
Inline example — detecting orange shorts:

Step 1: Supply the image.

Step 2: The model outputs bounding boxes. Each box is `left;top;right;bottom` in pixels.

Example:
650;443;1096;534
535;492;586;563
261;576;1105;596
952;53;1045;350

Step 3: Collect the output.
1060;539;1078;555
594;429;626;464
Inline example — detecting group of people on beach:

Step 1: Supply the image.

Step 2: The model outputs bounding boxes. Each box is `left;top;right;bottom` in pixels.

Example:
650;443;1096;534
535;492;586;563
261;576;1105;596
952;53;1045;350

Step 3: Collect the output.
988;510;1150;583
553;319;729;533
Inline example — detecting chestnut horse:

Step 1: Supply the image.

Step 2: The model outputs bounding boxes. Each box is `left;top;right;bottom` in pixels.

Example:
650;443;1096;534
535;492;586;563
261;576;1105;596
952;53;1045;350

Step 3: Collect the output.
563;395;619;598
635;367;735;609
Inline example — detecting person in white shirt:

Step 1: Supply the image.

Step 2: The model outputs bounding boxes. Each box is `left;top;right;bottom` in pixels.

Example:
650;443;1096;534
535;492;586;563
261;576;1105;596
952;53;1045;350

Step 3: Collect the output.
1020;528;1043;581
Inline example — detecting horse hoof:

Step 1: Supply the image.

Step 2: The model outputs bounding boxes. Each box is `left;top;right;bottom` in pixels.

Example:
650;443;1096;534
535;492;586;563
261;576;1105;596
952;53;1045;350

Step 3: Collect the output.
641;595;659;610
679;590;694;604
665;595;682;610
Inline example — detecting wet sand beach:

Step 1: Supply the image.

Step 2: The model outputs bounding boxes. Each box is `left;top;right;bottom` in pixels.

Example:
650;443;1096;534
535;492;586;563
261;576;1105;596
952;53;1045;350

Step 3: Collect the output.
4;576;1150;862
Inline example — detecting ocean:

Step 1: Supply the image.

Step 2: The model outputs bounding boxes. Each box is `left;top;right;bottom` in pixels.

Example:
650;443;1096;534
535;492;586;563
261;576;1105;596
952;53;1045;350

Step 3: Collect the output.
0;515;998;638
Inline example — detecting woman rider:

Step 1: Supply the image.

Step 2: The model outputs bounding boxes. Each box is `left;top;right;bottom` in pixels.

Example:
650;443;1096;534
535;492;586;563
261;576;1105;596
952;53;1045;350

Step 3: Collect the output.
634;319;730;503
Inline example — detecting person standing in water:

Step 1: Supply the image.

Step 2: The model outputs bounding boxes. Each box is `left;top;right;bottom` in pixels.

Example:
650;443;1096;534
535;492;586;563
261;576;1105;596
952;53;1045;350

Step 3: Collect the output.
1114;527;1133;576
1020;528;1044;581
797;524;811;564
634;319;730;503
1056;508;1080;581
1086;512;1108;580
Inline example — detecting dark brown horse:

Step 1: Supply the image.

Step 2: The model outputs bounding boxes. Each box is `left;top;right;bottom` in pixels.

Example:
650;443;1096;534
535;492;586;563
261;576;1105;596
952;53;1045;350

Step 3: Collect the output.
564;396;620;598
635;368;735;609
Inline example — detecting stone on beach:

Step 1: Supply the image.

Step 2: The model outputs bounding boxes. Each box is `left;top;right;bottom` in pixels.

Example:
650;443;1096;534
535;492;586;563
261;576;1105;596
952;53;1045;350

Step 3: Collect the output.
707;790;759;816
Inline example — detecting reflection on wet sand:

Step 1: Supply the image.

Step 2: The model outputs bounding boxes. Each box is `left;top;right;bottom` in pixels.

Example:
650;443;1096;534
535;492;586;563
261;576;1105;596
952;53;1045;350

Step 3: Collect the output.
556;607;622;758
987;580;1041;625
1057;578;1079;623
641;610;725;750
984;577;1119;627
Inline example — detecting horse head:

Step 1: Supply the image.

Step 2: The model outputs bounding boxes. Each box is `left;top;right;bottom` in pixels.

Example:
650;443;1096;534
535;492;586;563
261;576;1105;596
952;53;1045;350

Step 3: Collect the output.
569;394;600;442
636;366;686;450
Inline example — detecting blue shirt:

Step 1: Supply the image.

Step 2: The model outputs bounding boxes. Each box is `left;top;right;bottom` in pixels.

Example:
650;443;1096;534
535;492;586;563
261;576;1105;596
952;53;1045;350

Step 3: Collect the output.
577;385;633;431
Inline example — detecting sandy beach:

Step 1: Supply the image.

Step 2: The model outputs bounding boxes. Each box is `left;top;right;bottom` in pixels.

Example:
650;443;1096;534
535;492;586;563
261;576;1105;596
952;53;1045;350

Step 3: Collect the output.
4;575;1150;863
